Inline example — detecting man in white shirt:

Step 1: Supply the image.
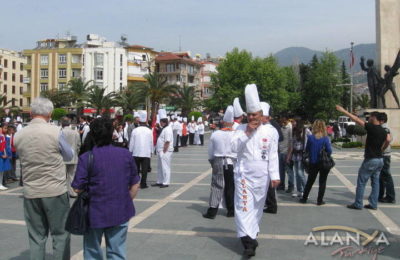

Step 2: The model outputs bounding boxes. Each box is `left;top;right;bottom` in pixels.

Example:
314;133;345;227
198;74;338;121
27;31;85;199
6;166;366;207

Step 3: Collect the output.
172;116;182;152
78;116;90;144
231;84;280;257
204;106;236;219
197;117;205;145
233;97;245;130
188;116;196;145
129;111;153;189
153;109;174;188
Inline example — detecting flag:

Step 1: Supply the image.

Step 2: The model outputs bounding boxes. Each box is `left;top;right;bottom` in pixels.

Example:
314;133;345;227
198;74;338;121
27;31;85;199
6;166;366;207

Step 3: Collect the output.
349;45;355;69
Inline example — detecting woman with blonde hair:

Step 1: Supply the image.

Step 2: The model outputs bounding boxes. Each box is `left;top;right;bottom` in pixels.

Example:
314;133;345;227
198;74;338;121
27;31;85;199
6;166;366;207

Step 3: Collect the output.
299;120;332;205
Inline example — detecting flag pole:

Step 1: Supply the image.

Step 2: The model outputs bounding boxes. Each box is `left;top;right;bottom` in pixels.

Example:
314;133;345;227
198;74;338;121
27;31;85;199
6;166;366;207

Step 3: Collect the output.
350;42;354;113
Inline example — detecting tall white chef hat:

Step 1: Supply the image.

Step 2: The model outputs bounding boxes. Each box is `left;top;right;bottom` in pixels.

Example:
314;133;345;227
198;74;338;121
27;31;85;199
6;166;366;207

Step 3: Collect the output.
191;116;195;121
245;84;262;113
223;105;234;123
178;117;182;122
138;110;147;123
233;97;244;118
260;102;270;117
183;117;187;123
158;109;167;120
197;117;203;123
133;111;139;118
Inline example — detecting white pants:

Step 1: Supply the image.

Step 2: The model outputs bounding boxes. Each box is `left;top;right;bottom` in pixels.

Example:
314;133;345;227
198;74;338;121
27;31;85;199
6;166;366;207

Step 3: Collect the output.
234;161;270;239
66;164;77;196
157;151;172;185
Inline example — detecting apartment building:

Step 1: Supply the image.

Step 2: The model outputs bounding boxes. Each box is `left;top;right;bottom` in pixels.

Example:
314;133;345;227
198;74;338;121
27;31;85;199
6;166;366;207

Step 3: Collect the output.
155;52;202;92
82;34;127;93
23;36;83;103
126;45;158;84
0;48;27;110
199;61;217;99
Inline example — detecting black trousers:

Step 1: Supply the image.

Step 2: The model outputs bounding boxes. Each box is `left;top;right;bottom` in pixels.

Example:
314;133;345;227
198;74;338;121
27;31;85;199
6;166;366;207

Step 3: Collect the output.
134;157;150;186
181;135;188;147
379;156;395;201
189;133;195;145
223;165;235;212
265;182;277;210
302;163;329;202
174;135;180;152
200;134;204;145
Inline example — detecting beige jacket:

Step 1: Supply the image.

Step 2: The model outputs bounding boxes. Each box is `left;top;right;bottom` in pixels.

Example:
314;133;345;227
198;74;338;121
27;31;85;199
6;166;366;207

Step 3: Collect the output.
61;126;81;164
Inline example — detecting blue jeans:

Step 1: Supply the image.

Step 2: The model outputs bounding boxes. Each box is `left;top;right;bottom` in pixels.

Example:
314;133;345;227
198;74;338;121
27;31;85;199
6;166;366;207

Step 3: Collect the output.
84;222;128;260
279;153;294;189
293;160;306;193
354;158;384;209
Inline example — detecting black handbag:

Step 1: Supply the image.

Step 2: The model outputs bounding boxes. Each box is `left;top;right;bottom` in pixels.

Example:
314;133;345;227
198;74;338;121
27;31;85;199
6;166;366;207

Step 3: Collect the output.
320;145;335;171
65;151;93;235
302;150;311;174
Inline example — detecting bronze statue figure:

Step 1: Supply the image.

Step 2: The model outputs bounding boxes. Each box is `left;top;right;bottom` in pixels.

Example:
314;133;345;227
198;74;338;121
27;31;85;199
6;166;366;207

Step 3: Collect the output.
360;57;384;108
381;50;400;108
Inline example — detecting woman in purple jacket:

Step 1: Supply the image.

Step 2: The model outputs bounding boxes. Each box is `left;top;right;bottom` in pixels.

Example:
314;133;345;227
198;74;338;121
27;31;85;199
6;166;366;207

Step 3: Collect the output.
299;120;332;206
72;117;140;259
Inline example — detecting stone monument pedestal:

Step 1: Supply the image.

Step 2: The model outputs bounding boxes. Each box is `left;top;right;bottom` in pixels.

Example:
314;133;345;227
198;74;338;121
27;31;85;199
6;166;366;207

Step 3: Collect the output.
364;109;400;146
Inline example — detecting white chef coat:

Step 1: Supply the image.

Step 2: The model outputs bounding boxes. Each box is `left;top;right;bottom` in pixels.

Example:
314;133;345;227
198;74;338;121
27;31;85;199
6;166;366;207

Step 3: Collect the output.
156;125;174;152
198;124;205;135
208;129;236;164
232;122;240;130
82;124;90;144
231;123;279;239
188;122;196;134
177;122;183;136
129;126;153;158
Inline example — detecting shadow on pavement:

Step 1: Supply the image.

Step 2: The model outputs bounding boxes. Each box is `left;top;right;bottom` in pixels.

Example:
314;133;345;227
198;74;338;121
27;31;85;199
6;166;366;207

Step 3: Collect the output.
9;250;53;260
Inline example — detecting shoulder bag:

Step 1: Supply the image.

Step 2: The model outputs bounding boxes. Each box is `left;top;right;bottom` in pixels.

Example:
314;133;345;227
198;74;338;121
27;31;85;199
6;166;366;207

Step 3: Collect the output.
320;141;335;171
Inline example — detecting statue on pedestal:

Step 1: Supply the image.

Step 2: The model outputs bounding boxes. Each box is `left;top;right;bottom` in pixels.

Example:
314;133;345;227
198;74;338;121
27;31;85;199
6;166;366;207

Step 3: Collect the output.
381;50;400;108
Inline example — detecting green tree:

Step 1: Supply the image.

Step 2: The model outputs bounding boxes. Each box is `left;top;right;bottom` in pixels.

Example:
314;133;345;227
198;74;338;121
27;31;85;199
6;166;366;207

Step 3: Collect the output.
340;61;351;110
355;94;370;109
116;84;144;115
170;85;200;116
67;78;94;118
41;89;73;108
52;108;67;121
87;86;117;115
136;72;178;123
0;94;15;117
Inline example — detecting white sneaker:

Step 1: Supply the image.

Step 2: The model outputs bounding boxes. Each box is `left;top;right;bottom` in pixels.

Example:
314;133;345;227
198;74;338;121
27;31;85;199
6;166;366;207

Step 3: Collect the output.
291;192;297;198
0;185;9;191
297;192;303;198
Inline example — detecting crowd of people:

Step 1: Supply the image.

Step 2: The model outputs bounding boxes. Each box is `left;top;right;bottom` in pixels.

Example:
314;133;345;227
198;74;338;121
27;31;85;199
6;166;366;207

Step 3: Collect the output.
1;85;395;258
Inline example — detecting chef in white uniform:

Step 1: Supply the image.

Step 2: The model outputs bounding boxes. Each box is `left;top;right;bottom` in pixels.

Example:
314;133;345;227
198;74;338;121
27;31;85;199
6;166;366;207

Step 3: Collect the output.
188;116;196;145
154;109;174;188
231;84;280;258
197;117;205;145
233;97;245;130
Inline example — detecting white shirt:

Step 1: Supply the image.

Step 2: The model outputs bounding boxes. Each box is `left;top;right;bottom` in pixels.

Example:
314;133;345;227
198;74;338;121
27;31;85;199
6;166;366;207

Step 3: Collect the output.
173;121;182;134
129;126;153;158
198;124;205;135
81;123;90;143
16;123;23;132
231;123;280;180
156;125;174;152
232;122;240;130
208;130;236;160
188;122;196;133
177;123;183;136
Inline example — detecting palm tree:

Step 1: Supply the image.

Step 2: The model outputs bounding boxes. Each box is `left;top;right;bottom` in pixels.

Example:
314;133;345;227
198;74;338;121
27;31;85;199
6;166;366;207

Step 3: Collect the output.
87;85;117;115
41;89;73;108
355;94;370;110
116;84;144;115
0;94;15;118
67;78;94;118
170;84;200;116
136;72;178;123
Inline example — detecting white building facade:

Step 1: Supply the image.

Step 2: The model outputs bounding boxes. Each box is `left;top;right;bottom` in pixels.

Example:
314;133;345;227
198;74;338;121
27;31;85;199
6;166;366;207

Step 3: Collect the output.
82;34;127;93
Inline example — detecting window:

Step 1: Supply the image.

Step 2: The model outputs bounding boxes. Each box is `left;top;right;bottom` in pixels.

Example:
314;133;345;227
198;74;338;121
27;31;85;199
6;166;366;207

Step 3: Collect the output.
142;55;147;61
26;56;32;65
120;54;123;66
12;99;15;107
27;97;31;106
3;97;6;106
40;69;48;78
20;98;23;107
3;72;7;80
20;63;24;70
166;64;175;72
188;65;194;74
3;85;7;93
59;54;67;64
176;75;180;82
40;83;48;92
4;59;8;68
20;87;23;94
180;63;186;70
120;68;123;80
95;69;103;80
72;54;81;64
119;83;123;92
12;85;15;94
20;75;23;83
12;61;16;69
58;83;66;90
94;53;104;66
72;69;80;78
12;73;16;82
58;68;67;78
40;55;48;65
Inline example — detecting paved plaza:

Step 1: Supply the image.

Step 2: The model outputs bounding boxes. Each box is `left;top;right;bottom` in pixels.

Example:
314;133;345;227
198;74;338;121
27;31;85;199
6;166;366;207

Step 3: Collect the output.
0;135;399;259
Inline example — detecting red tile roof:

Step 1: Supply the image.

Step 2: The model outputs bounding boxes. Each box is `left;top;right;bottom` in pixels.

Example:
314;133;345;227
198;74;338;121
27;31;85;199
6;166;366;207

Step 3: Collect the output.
156;52;202;65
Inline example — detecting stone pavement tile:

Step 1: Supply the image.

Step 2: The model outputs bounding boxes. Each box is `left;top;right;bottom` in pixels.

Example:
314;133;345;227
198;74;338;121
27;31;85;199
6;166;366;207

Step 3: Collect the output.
379;208;400;228
135;184;182;200
0;194;25;221
175;185;211;202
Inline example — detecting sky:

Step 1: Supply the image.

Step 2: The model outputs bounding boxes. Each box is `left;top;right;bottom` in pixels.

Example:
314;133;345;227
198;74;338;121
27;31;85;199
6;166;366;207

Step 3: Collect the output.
0;0;376;57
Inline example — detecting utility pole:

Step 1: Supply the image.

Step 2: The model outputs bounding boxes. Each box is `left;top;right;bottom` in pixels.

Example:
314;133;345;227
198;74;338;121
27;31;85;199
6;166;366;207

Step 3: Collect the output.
350;42;354;113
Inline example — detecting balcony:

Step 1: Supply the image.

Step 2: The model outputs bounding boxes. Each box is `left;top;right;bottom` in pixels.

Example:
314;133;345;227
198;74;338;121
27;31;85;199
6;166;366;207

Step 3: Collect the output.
23;77;30;83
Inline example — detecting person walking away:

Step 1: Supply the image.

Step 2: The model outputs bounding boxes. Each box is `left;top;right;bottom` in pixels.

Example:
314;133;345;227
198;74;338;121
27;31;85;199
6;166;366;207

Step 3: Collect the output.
377;112;396;204
287;119;307;198
14;97;74;260
153;109;174;188
60;117;81;198
336;106;389;210
198;117;205;145
233;97;244;130
203;105;236;219
277;117;293;192
72;117;140;260
299;120;332;205
188;117;196;145
231;84;280;257
129;111;153;189
172;116;181;152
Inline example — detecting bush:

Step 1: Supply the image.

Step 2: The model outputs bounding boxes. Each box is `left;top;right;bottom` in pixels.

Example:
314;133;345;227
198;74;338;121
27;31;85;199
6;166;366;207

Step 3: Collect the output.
342;141;363;148
123;114;134;121
188;111;202;122
51;108;67;121
332;137;350;143
347;125;367;136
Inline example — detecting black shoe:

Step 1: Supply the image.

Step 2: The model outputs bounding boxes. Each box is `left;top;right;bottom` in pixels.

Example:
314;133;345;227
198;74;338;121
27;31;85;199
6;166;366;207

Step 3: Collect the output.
263;208;277;214
140;184;149;189
226;211;234;218
151;183;161;187
380;197;396;204
317;201;326;206
276;186;285;191
159;184;169;188
285;187;293;193
364;204;377;210
203;208;218;219
347;204;362;210
243;248;256;258
299;198;307;204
